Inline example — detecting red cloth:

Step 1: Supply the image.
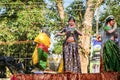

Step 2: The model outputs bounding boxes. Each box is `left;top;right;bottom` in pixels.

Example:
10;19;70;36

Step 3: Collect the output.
11;72;120;80
37;43;48;53
11;76;18;80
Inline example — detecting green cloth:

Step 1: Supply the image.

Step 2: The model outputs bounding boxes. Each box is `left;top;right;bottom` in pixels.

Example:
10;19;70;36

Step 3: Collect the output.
38;48;48;70
104;26;111;31
103;40;120;72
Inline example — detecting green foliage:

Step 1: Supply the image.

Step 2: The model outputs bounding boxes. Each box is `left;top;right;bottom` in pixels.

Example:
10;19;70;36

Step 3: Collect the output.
0;43;34;57
92;0;120;34
53;43;62;54
65;0;86;27
99;0;120;28
93;0;98;3
0;0;47;58
0;0;63;58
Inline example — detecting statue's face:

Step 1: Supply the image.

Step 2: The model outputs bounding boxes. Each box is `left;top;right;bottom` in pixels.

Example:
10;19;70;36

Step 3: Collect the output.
68;19;75;26
109;19;115;26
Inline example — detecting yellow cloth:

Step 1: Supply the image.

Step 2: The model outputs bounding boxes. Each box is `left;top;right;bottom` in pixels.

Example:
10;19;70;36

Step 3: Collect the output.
32;32;51;65
32;47;38;65
58;59;63;73
34;32;51;48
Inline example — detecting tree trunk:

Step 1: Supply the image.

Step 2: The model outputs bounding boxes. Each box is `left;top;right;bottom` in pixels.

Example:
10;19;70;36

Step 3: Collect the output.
56;0;65;27
79;0;103;73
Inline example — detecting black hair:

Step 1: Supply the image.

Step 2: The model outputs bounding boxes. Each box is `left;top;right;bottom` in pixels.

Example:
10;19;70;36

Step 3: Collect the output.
106;16;114;24
68;16;75;22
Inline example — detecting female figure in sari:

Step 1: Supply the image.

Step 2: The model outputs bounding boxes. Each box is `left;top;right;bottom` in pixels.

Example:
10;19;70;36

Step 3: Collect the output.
56;17;82;73
102;15;120;72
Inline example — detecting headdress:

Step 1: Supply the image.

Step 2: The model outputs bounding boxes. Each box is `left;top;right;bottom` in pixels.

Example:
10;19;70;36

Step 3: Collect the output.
105;15;114;24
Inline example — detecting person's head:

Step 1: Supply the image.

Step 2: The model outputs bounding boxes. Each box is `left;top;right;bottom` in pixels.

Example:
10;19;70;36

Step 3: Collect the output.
41;28;50;37
105;15;115;26
68;16;75;26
